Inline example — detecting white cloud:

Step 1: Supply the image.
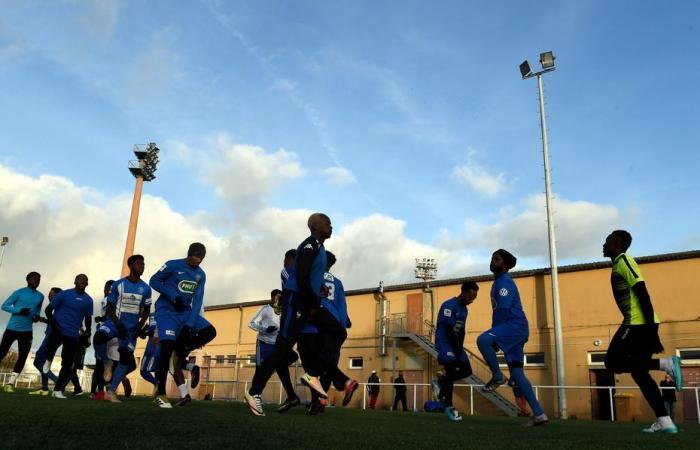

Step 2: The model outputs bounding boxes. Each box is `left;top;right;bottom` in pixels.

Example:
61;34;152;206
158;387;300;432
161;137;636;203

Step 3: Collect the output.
205;136;305;216
75;0;122;43
460;194;625;261
451;162;507;198
323;166;356;186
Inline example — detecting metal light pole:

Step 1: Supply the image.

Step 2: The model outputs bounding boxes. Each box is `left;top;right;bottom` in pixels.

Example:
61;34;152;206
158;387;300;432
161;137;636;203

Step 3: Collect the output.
121;143;160;277
0;237;8;274
414;258;438;330
520;51;567;419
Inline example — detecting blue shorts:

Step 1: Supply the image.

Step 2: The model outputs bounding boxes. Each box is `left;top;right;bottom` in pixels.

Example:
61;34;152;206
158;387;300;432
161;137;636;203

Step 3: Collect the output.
141;335;160;372
97;319;137;352
155;309;212;342
488;323;527;365
256;340;275;367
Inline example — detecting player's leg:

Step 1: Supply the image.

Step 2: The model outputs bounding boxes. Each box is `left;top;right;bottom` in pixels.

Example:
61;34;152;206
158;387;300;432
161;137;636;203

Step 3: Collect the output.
306;308;348;399
0;330;20;391
52;336;78;398
249;292;306;399
505;345;547;426
5;331;32;392
276;349;300;412
153;311;182;408
105;346;136;403
477;330;506;390
93;322;117;381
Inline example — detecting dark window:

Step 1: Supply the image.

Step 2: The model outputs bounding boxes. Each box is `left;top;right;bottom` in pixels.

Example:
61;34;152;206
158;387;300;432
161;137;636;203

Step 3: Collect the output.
588;352;606;365
679;349;700;364
349;357;363;369
525;353;545;366
227;355;236;364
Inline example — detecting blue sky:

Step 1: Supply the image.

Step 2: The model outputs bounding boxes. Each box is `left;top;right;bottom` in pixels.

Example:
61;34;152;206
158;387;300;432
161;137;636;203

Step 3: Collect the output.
0;0;699;310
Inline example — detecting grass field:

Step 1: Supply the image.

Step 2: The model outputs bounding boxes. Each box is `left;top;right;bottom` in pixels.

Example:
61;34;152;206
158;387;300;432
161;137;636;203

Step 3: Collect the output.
2;390;699;449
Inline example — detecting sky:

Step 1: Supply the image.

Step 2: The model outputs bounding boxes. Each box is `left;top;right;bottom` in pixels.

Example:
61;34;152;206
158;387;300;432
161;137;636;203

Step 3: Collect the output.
1;0;699;324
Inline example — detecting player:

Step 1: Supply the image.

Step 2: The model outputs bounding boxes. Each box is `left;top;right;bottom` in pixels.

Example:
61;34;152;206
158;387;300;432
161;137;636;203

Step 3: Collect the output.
169;303;211;407
249;289;300;412
93;254;151;403
150;242;216;408
44;274;93;399
476;249;548;426
433;281;479;422
602;230;681;433
0;272;44;392
29;287;61;395
246;213;333;416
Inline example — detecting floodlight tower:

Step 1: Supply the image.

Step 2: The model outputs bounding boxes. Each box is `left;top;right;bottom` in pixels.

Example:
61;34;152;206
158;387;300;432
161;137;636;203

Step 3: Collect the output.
0;236;8;275
415;258;438;329
121;143;160;277
520;51;567;419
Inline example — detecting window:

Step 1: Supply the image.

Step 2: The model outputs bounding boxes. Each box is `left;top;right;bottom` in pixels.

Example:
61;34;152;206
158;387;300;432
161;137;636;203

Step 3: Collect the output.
203;355;211;367
246;354;257;366
496;352;545;367
525;353;545;367
678;348;700;365
215;355;224;365
349;357;363;369
588;352;606;366
227;355;236;364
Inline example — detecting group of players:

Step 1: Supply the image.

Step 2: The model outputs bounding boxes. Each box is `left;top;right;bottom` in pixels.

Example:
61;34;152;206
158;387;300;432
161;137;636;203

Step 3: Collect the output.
431;229;683;433
0;242;216;408
0;213;687;432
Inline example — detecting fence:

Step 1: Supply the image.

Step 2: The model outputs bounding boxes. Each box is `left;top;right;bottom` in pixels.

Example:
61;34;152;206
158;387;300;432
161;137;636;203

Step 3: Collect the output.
202;377;700;424
1;370;92;392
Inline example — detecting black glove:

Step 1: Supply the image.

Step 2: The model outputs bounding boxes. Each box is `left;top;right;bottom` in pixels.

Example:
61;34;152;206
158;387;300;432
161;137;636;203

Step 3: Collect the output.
19;308;31;316
174;296;185;312
80;333;91;347
266;325;278;333
116;321;128;338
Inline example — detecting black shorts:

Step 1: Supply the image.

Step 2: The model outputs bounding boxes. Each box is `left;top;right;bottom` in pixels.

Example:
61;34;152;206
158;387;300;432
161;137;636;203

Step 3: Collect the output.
605;324;663;373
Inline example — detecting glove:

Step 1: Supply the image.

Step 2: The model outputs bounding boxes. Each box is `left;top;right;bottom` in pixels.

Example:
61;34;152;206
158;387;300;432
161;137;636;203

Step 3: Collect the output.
174;296;185;312
138;324;150;339
265;325;278;333
80;333;91;347
19;308;31;316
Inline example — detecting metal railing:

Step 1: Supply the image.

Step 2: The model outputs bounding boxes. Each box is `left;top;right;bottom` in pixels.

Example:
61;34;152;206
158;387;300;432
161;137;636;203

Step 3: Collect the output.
0;371;92;391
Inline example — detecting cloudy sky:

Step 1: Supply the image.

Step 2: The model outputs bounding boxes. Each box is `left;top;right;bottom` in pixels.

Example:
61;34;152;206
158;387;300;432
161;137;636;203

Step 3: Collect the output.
1;0;698;321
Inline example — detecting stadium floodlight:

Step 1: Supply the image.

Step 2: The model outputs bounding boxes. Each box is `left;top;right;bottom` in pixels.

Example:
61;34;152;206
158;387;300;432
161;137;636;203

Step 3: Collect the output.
519;51;567;420
122;142;161;276
519;60;532;79
0;236;8;274
414;258;438;285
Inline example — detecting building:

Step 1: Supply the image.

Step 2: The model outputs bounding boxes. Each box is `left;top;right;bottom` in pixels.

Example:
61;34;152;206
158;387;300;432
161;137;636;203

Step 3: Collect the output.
133;250;700;422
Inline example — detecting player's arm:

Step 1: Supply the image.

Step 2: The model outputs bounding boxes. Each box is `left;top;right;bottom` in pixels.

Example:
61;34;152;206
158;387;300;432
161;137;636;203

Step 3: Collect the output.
1;290;21;314
248;306;267;333
619;255;656;324
149;261;180;300
186;274;206;328
436;304;459;356
137;286;153;331
83;315;92;340
30;294;45;318
296;240;320;300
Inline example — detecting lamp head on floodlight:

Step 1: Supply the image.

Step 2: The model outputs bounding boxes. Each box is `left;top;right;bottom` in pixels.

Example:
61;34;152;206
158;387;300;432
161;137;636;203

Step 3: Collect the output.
519;60;532;79
540;51;555;70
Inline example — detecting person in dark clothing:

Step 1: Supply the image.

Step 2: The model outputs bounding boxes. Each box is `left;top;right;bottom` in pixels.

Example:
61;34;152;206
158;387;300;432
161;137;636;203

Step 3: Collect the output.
393;371;408;411
660;374;677;421
367;370;380;409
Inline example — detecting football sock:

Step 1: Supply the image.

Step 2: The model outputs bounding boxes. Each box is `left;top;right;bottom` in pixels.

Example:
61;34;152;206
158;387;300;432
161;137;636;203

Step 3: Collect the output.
178;383;188;398
109;364;129;392
510;368;544;416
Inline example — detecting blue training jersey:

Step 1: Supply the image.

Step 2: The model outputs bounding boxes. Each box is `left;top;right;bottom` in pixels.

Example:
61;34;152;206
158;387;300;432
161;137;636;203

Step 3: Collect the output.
283;236;327;303
490;273;528;327
320;272;349;327
107;277;152;331
51;288;93;337
435;297;467;355
150;258;206;327
2;287;44;332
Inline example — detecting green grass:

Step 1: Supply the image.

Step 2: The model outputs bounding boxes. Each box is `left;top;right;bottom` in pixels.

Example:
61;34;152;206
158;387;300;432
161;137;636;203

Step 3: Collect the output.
2;390;699;449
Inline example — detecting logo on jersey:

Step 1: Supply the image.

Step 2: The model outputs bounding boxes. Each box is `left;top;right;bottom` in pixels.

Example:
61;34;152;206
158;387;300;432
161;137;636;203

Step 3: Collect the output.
178;280;198;294
195;274;202;282
324;273;334;282
304;244;313;250
138;287;144;294
499;288;509;297
165;330;175;336
443;308;452;317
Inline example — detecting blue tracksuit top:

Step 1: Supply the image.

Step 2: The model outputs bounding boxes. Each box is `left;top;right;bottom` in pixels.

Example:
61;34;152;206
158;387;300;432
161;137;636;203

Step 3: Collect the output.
150;258;206;328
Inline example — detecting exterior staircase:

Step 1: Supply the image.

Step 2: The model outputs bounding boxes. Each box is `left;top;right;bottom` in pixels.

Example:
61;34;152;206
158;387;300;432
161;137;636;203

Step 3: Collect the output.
391;316;520;417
